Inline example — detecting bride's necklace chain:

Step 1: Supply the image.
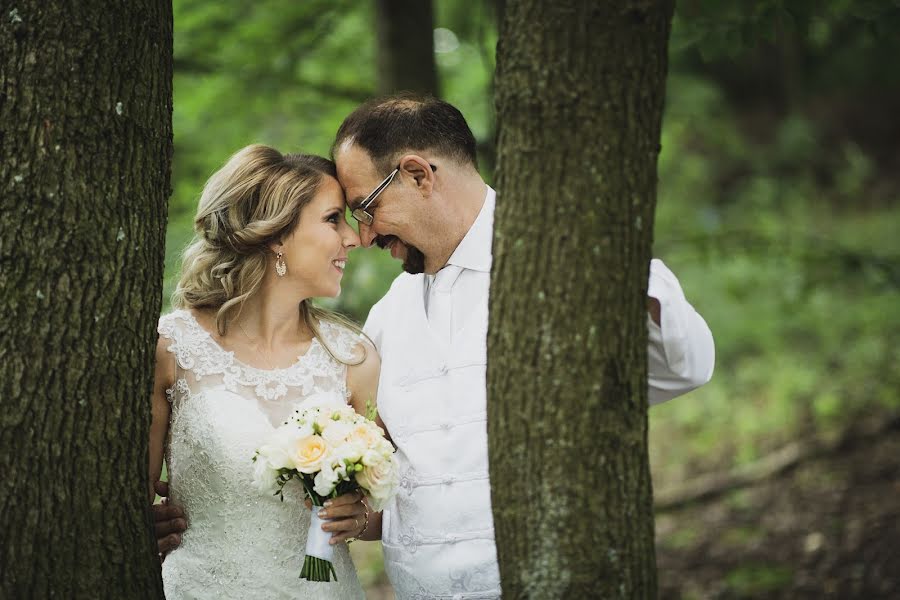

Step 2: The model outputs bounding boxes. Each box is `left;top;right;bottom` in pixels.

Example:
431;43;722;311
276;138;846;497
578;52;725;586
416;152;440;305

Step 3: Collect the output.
236;320;278;370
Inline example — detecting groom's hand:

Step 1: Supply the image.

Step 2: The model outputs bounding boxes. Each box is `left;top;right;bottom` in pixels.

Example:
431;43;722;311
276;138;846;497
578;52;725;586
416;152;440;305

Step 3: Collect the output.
152;480;186;560
309;490;368;544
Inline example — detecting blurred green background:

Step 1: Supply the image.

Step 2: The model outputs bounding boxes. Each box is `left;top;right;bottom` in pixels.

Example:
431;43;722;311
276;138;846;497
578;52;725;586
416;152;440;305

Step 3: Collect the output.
167;1;899;596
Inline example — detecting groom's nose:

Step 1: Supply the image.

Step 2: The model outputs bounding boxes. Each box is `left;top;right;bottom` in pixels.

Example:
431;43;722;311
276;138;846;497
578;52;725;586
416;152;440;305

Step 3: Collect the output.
358;221;377;248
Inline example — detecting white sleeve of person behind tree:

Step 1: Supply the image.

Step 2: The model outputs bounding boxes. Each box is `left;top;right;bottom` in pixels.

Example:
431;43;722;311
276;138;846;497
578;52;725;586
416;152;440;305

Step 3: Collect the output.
647;258;715;405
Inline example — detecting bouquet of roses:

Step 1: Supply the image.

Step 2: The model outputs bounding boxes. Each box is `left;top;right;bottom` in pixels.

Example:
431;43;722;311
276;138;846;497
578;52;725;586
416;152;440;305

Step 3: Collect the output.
251;393;398;582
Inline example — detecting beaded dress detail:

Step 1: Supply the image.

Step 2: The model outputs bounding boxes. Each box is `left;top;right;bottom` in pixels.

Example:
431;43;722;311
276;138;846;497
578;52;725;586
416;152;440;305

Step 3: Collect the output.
158;310;365;599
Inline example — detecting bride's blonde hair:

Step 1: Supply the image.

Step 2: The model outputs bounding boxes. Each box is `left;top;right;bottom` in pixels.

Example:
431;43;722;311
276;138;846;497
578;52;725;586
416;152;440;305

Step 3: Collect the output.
173;144;364;364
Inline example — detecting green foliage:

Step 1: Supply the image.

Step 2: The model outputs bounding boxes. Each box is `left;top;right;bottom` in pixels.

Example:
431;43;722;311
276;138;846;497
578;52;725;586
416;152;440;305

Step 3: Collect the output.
674;0;900;63
649;63;899;476
725;563;793;594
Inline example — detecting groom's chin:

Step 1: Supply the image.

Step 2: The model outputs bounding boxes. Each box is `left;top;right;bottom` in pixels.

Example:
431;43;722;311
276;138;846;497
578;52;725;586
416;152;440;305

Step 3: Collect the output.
402;245;426;275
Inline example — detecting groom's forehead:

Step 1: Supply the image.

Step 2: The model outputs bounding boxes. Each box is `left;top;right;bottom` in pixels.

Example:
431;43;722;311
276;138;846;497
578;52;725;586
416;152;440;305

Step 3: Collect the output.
335;143;376;176
335;144;379;204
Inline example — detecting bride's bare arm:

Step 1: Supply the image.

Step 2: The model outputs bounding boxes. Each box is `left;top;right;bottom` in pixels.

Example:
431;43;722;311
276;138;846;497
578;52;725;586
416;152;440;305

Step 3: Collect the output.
346;339;385;433
148;335;187;558
340;339;384;541
149;335;174;503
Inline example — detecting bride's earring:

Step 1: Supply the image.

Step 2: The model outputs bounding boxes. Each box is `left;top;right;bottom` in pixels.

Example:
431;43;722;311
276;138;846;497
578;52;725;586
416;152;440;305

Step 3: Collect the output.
275;251;287;277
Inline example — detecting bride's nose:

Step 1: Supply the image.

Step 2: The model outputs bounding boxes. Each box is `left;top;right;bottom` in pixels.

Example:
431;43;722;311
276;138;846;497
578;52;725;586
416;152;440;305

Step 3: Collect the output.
343;223;360;250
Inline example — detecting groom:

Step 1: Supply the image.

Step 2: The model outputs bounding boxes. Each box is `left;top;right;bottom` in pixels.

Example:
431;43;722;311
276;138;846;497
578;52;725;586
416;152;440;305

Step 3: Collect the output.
154;95;715;598
332;95;714;598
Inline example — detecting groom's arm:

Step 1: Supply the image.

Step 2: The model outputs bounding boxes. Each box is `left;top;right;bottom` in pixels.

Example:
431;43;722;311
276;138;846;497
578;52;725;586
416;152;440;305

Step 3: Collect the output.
647;259;715;405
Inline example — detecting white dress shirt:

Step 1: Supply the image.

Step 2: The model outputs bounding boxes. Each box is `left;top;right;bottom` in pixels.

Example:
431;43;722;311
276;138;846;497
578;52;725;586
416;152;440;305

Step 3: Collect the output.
364;185;715;599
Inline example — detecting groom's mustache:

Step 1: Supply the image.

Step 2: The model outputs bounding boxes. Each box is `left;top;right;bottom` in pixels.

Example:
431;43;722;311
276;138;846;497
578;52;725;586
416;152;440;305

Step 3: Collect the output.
374;235;396;250
374;235;425;275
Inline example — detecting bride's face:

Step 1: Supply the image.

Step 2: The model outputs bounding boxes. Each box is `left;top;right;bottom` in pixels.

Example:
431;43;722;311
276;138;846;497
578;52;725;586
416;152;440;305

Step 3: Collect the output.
279;175;359;298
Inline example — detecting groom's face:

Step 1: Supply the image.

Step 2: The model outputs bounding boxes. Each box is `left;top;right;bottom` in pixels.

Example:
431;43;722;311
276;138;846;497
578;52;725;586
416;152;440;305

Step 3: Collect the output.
335;143;426;274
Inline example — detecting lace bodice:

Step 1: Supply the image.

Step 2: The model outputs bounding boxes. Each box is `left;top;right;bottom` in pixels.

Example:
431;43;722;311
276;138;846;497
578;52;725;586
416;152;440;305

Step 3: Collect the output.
158;310;365;599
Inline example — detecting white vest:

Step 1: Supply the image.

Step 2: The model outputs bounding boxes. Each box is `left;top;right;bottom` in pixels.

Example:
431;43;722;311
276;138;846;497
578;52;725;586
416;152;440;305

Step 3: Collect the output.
365;273;500;600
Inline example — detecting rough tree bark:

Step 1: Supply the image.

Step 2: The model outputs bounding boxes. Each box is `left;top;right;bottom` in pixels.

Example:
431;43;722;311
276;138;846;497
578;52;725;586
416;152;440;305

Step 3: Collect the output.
488;1;674;597
375;0;440;96
0;1;172;597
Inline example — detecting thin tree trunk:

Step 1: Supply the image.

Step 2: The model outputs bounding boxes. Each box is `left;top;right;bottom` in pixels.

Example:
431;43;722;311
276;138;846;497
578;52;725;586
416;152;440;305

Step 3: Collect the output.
375;0;440;96
488;1;674;597
0;1;172;597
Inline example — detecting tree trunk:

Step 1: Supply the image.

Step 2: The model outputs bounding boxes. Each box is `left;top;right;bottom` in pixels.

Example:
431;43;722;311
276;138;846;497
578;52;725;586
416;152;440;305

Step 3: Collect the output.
488;1;673;597
0;1;172;597
375;0;440;96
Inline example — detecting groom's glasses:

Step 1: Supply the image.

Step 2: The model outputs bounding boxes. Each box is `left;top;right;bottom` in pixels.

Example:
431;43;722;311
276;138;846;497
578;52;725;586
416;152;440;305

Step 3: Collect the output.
351;166;399;226
350;163;437;226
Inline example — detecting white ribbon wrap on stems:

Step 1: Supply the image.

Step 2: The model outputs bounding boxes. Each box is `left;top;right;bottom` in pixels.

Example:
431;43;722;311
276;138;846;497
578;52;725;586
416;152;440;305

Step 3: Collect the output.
306;507;335;561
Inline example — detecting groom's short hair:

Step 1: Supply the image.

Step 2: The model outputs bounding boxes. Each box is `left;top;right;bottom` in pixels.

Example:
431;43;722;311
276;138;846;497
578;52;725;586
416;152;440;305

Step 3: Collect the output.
332;94;477;173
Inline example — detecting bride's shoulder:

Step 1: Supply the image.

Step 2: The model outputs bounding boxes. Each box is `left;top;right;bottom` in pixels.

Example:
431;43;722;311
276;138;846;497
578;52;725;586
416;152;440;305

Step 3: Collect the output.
317;318;373;364
158;308;188;328
158;308;208;337
157;309;216;362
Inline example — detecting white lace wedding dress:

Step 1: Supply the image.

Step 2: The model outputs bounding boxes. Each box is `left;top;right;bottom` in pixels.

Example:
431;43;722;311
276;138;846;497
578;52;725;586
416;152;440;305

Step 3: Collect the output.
158;310;365;599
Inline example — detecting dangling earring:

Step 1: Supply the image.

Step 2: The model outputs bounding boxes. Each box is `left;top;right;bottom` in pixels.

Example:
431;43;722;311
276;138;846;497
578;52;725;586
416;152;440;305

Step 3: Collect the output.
275;251;287;277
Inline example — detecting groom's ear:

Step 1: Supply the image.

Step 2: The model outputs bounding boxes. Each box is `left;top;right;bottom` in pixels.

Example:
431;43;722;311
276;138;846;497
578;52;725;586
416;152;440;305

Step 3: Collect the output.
398;155;435;197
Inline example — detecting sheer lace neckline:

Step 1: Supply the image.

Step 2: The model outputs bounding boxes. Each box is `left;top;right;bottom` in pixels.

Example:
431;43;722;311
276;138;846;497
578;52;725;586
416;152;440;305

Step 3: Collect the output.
179;309;323;374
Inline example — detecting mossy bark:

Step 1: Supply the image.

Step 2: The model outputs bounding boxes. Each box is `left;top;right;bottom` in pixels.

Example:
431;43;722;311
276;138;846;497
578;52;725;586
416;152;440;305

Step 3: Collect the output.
489;1;674;597
0;1;172;597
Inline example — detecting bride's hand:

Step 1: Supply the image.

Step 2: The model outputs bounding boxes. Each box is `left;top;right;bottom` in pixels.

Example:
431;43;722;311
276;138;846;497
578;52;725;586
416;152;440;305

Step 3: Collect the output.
308;490;369;544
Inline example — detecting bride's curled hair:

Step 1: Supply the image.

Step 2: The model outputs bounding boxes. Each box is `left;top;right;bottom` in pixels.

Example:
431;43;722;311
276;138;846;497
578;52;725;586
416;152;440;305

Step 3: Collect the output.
173;144;364;364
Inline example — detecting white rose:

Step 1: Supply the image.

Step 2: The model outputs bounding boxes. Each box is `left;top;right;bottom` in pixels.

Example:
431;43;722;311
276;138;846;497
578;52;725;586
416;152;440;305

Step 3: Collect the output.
356;454;399;510
260;423;305;468
361;448;386;468
373;437;395;458
321;420;353;447
252;455;280;495
329;440;363;468
313;464;340;497
257;442;293;471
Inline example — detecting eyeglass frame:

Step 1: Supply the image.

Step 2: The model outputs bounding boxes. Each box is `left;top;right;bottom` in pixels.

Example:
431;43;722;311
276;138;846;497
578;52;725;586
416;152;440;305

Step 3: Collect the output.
350;162;437;226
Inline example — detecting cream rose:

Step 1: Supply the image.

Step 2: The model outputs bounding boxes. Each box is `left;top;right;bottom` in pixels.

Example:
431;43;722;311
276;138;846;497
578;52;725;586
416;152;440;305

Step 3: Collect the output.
348;423;381;450
356;454;399;510
292;435;330;474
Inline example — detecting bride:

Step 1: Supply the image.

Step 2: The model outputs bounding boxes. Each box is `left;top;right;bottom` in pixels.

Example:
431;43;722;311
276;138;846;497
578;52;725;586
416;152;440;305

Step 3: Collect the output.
148;145;379;598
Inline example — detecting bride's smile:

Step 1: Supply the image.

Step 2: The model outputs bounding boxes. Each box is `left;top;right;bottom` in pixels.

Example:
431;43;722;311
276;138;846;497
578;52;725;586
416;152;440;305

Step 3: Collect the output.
278;174;359;300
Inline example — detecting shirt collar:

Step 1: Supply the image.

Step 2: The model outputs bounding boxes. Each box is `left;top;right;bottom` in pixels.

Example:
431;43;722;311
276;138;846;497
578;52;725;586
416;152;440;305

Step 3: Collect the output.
445;185;495;273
